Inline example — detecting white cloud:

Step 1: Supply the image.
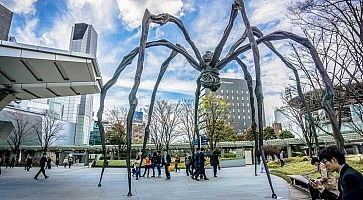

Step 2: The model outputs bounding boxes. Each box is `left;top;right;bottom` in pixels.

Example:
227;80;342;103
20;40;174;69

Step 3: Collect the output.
14;18;40;45
116;0;189;30
0;0;37;15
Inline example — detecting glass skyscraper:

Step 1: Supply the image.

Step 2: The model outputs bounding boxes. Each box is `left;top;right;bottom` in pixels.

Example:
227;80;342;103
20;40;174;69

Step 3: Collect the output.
48;23;98;145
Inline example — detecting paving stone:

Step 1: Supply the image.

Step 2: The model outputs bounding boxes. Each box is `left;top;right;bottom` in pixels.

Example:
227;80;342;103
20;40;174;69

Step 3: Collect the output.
0;165;307;199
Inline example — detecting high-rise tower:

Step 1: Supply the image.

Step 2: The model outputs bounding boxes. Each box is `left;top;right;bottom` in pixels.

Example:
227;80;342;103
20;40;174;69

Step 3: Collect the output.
0;4;13;41
205;78;266;133
69;23;98;56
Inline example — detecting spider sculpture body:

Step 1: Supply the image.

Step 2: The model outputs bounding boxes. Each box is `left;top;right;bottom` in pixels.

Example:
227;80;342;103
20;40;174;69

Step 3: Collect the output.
96;0;340;198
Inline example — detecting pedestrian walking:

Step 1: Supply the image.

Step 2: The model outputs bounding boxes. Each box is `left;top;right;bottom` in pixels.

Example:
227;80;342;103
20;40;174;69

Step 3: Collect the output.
10;156;15;168
26;156;32;171
63;158;68;168
34;153;49;180
259;156;265;173
155;151;162;177
68;157;73;168
132;161;141;180
55;157;59;167
150;151;157;177
279;150;285;167
142;155;151;177
174;156;180;172
5;156;10;169
161;150;171;180
185;154;192;176
46;157;52;169
210;150;220;177
193;148;209;181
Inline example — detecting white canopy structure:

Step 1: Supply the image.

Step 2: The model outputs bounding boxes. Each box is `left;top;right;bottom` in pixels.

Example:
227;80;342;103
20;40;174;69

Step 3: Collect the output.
0;40;103;110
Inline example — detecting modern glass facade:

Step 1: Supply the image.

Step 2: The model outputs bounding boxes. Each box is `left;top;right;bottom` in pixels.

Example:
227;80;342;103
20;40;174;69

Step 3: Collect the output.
69;23;98;56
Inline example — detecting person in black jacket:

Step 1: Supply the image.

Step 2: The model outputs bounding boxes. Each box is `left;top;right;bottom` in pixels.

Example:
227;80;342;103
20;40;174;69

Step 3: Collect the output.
34;153;49;180
210;150;220;177
161;150;171;180
315;145;363;200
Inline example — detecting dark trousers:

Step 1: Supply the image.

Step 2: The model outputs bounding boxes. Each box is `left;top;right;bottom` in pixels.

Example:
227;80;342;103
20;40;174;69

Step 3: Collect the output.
155;164;161;176
280;159;285;167
212;165;218;177
143;165;150;177
26;164;31;171
193;165;207;179
164;165;170;179
185;164;191;176
34;167;47;178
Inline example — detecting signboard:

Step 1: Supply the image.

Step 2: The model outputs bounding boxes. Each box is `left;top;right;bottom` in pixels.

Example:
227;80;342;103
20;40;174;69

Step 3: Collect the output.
192;136;208;146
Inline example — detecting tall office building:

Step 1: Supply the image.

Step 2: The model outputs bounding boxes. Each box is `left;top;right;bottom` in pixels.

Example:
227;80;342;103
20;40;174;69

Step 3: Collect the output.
205;78;266;133
0;4;13;40
69;23;98;56
63;23;97;145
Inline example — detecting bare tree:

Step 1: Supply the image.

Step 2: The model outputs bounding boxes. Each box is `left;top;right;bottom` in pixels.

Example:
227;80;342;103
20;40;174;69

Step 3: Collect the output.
33;112;64;152
179;99;196;153
105;106;128;159
149;99;181;151
6;112;33;164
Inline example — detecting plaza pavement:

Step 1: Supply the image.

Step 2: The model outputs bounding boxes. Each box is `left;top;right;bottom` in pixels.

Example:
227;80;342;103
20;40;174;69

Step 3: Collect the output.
0;165;310;200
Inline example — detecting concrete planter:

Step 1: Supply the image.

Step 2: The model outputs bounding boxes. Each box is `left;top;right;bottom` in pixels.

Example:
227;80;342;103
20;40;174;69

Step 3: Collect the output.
219;159;246;168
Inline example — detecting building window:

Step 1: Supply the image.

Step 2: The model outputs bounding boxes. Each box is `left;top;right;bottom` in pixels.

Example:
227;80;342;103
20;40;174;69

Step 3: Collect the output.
237;96;239;100
236;90;238;94
237;102;240;106
226;96;229;99
242;90;243;94
242;97;244;100
231;96;234;100
221;89;223;93
226;90;229;93
231;90;234;94
238;116;240;119
243;116;245;119
248;116;251;119
248;109;250;113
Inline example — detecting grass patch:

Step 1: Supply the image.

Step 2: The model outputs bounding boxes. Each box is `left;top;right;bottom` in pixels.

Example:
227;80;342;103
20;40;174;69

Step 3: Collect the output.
268;155;363;182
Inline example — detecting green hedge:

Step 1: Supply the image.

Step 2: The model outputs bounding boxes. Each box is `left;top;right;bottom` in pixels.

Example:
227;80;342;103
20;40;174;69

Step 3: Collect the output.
223;152;236;159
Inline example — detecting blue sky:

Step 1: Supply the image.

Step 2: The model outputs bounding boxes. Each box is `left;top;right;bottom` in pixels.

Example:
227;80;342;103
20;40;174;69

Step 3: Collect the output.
1;0;300;125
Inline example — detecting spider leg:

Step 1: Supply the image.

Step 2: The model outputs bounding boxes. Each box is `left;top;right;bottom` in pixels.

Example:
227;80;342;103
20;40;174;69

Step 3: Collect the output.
209;2;239;67
194;75;202;149
141;50;178;167
221;29;341;148
236;0;277;198
96;40;198;188
227;29;248;57
147;10;206;67
235;58;259;176
251;27;320;153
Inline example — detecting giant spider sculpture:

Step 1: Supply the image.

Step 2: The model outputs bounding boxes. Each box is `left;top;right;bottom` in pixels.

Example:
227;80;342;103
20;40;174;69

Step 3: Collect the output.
96;0;340;198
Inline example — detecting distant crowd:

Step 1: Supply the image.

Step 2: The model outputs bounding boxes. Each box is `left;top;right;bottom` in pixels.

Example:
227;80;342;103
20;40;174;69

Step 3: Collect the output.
132;148;220;181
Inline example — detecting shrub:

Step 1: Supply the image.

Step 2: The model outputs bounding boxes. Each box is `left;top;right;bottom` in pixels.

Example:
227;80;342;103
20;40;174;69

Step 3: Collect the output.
292;152;305;157
223;152;236;159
